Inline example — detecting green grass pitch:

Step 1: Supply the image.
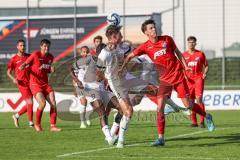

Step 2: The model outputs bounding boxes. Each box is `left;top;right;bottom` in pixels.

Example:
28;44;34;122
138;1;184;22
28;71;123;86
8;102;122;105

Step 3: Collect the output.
0;111;239;160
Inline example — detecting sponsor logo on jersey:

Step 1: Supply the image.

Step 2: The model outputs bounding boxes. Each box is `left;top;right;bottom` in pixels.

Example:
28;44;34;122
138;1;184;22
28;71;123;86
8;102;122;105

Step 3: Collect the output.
154;49;166;59
188;61;198;67
40;64;51;69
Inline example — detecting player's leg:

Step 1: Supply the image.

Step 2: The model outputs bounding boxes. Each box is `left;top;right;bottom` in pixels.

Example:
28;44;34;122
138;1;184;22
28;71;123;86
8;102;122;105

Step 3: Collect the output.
174;80;215;132
195;78;205;128
91;99;113;144
34;92;46;132
151;95;166;146
79;96;88;128
106;96;122;140
190;98;198;127
45;91;61;132
12;86;33;127
116;98;133;148
25;97;34;127
196;97;205;128
12;104;27;128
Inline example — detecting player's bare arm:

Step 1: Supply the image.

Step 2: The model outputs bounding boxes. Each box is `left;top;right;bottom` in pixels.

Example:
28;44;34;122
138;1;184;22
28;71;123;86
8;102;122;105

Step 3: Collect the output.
175;48;192;71
6;68;17;84
118;52;135;76
68;62;84;89
202;64;209;79
96;68;106;82
19;62;27;70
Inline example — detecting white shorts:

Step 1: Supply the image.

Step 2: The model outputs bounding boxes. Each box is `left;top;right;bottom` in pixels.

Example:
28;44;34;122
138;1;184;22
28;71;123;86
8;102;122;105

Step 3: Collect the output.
108;77;148;100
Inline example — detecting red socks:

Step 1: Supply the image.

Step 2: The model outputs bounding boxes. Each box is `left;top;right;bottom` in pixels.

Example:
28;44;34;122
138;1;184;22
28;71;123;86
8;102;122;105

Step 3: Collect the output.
27;104;33;122
50;107;57;126
36;108;43;125
191;110;197;125
18;105;27;116
192;103;206;117
199;103;205;123
156;111;165;135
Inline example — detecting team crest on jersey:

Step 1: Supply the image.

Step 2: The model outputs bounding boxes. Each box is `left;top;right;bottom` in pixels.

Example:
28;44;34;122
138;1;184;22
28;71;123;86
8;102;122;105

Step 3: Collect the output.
16;60;22;64
163;42;167;48
195;57;200;61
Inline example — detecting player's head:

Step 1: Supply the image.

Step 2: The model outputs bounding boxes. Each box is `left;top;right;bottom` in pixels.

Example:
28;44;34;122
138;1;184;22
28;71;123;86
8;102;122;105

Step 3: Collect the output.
187;36;197;50
105;25;122;45
40;39;51;54
79;46;89;57
93;35;103;48
141;19;157;38
16;39;25;53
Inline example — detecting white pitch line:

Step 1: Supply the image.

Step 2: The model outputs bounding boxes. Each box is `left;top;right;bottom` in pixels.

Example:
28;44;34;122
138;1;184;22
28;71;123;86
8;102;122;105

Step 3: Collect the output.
56;128;227;158
72;155;230;160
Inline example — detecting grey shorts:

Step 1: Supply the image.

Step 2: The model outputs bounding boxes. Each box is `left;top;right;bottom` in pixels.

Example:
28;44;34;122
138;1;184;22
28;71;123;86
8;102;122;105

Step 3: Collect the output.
100;90;115;108
76;87;101;103
108;78;148;100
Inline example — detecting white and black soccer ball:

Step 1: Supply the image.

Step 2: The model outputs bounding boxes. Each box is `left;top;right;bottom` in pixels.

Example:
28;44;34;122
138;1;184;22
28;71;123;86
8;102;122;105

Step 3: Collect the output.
107;13;121;26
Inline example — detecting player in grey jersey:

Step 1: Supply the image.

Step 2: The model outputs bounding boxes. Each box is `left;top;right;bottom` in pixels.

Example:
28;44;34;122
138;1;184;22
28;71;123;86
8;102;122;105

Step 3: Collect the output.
70;46;114;145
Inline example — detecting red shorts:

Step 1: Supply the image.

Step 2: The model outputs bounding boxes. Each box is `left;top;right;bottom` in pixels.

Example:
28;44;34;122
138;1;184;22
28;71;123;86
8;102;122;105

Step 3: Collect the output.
187;77;204;99
17;81;32;100
157;78;190;98
173;78;190;98
30;84;53;97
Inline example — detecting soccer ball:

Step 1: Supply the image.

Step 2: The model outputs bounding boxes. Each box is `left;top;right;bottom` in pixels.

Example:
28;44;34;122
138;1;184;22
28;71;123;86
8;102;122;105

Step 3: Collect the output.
107;13;121;26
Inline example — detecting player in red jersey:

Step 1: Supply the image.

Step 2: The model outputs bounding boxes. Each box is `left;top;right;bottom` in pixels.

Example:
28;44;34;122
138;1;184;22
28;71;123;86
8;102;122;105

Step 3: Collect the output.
120;19;215;146
19;39;61;132
183;36;209;128
90;35;103;56
7;39;34;128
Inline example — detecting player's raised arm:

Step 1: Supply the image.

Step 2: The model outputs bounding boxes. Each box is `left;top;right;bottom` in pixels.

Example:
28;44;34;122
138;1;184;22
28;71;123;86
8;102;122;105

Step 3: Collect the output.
19;52;34;70
119;52;135;73
174;48;189;70
69;59;83;89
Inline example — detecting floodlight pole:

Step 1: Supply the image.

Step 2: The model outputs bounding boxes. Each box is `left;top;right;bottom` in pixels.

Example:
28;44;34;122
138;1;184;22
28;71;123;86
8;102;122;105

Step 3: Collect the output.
26;0;29;54
172;0;175;38
74;0;77;58
182;0;186;51
123;0;126;40
222;0;226;89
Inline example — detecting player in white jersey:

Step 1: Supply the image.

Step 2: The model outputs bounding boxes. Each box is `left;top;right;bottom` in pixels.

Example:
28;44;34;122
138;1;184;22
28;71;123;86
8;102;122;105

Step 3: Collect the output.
70;46;114;145
97;25;158;148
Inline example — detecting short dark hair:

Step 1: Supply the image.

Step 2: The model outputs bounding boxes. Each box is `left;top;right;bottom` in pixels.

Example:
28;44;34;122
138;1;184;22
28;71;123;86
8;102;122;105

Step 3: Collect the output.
105;25;122;38
141;19;156;33
80;46;90;53
40;39;51;46
17;39;25;44
96;43;106;55
93;35;103;42
187;36;197;42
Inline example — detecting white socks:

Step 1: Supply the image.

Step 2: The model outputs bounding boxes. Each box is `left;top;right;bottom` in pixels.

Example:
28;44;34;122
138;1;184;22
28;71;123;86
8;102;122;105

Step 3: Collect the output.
15;113;20;119
118;115;130;143
102;125;112;141
110;122;120;136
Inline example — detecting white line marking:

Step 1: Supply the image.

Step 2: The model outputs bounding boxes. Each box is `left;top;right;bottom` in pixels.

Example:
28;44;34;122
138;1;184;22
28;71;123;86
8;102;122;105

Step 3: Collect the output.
71;155;230;160
57;128;228;158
